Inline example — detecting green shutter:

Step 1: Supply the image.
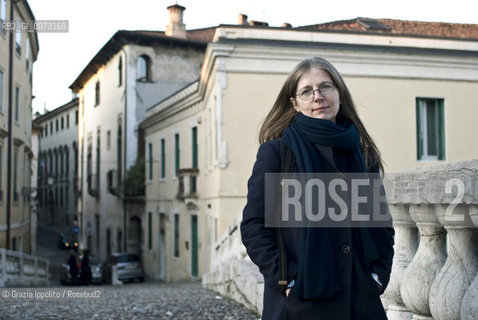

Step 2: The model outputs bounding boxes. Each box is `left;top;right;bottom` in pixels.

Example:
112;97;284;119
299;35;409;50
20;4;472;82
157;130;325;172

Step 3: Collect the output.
192;127;198;168
416;99;423;160
161;139;165;179
148;143;153;180
191;215;198;277
148;212;152;250
191;127;198;193
438;100;445;160
175;134;180;174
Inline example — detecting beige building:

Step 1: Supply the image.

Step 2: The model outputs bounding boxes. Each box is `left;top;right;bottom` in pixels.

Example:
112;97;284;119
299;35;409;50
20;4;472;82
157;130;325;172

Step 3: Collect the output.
141;16;478;281
70;4;214;263
33;99;79;229
0;0;39;252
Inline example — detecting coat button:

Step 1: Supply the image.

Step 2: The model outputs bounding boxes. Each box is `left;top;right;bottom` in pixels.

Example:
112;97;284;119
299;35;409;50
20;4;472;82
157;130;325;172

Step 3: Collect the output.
340;244;351;254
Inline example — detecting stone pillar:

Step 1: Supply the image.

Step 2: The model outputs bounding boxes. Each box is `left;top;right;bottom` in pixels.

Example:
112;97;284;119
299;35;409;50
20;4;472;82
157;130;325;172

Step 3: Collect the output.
385;204;416;320
400;204;446;319
460;205;478;320
429;205;478;320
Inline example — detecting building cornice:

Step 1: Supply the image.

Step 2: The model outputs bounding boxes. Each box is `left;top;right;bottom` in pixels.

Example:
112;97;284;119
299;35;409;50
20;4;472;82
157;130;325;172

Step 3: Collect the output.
33;98;79;124
213;26;478;53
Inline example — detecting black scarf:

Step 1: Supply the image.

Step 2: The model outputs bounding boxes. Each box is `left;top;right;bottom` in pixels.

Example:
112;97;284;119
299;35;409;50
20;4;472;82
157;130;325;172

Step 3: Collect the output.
282;113;370;299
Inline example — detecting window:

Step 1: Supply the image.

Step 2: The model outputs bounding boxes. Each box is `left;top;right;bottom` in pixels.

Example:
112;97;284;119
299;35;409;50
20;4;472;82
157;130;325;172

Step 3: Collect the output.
66;114;70;128
75;111;78;125
50;121;53;134
87;139;93;195
0;0;6;21
118;57;123;86
14;86;19;122
55;119;58;132
148;212;152;250
0;70;4;113
65;148;69;178
148;142;153;181
60;185;63;207
13;147;18;202
59;151;63;177
61;117;64;130
26;37;30;70
96;129;101;191
44;126;48;137
15;18;21;55
174;133;180;175
160;138;165;179
117;124;122;184
191;127;198;193
106;130;111;151
95;81;100;106
416;98;445;161
54;151;58;177
137;55;151;81
174;214;179;257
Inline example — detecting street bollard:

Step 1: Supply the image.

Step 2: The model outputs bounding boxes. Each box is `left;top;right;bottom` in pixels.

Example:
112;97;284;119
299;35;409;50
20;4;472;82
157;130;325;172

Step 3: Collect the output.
112;265;123;286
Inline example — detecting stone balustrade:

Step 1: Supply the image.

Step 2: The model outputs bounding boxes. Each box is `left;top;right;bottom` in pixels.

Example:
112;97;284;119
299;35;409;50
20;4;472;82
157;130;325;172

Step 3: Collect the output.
383;160;478;320
0;248;50;287
204;160;478;319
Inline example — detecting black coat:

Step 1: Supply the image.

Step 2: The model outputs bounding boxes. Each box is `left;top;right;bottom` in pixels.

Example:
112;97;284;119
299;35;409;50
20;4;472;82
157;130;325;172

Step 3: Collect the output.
68;254;79;278
241;139;394;320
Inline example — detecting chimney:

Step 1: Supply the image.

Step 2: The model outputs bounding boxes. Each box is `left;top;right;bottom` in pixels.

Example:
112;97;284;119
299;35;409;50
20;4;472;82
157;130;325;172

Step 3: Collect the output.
238;14;248;25
166;3;186;39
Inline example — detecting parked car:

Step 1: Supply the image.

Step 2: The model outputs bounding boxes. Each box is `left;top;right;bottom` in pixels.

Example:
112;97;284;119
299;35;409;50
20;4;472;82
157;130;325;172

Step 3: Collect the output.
102;253;145;284
60;254;102;285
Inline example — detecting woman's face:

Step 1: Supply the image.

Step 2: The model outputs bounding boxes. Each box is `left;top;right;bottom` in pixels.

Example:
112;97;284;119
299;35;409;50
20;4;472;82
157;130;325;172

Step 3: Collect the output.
290;67;340;123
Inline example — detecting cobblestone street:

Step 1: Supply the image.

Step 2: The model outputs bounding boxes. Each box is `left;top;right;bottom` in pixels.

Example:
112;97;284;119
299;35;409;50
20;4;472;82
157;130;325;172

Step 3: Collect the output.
0;281;260;320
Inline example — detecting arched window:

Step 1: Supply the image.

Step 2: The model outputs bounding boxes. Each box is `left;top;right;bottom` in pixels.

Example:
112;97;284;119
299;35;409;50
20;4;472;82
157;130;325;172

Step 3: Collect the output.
136;55;151;81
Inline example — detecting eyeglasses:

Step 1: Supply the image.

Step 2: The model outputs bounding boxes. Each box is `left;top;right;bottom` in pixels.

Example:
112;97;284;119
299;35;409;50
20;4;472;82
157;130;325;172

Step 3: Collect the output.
296;82;335;101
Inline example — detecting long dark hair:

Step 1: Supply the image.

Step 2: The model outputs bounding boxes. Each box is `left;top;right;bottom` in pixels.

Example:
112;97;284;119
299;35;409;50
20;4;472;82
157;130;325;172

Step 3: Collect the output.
258;57;384;172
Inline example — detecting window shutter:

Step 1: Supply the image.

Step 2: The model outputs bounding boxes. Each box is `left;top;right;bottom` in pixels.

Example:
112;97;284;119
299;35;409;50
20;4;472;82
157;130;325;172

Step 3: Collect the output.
416;99;423;160
438;100;445;160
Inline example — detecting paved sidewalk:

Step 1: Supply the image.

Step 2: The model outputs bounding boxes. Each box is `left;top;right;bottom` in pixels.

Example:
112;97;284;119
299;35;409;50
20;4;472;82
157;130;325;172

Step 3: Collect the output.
0;281;260;320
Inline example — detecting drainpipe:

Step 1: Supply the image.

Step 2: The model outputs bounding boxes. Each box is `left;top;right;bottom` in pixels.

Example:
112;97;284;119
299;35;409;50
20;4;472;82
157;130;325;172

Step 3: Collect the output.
6;0;21;250
121;47;127;253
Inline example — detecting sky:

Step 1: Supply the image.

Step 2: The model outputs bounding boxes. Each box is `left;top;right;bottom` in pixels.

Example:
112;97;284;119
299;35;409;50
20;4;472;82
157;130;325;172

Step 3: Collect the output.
26;0;478;114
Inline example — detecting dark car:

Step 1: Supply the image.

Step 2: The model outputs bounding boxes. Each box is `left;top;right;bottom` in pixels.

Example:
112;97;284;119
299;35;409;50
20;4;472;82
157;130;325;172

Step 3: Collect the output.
102;253;145;284
57;233;72;249
57;233;79;250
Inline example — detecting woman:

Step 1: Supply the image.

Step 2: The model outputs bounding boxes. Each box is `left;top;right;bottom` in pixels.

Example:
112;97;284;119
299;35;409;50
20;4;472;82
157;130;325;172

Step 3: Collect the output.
80;249;92;285
241;57;394;320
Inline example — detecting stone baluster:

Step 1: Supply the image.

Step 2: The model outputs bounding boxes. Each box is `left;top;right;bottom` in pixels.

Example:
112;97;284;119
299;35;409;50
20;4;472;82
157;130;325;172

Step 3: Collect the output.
429;205;478;320
400;204;446;319
385;204;417;320
460;205;478;320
